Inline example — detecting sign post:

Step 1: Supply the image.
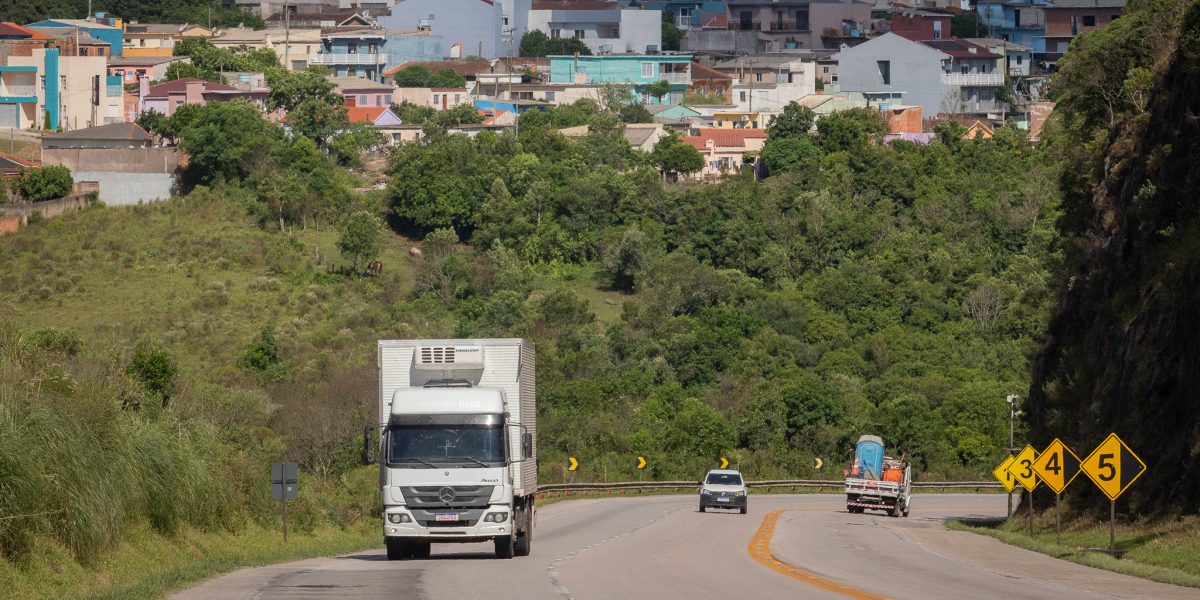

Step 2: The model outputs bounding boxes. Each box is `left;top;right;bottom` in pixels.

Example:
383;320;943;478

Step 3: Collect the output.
271;462;298;543
991;455;1018;518
1031;439;1082;546
1007;445;1040;537
1080;434;1146;556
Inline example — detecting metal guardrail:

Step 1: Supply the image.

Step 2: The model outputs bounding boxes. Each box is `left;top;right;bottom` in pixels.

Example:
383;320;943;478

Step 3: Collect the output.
537;480;1003;495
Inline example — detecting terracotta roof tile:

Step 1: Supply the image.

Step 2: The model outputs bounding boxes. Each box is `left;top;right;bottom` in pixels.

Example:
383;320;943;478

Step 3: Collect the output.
682;128;767;150
347;106;386;123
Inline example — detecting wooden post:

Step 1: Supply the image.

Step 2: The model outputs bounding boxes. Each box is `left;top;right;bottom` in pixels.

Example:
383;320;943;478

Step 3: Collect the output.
1109;499;1115;554
282;492;289;543
1055;493;1061;546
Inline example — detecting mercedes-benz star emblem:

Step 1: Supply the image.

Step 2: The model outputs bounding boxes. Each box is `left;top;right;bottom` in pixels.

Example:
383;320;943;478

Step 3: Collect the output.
438;487;456;503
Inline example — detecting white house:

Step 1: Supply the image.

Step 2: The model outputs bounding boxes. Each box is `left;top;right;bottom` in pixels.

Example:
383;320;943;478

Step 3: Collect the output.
527;1;662;54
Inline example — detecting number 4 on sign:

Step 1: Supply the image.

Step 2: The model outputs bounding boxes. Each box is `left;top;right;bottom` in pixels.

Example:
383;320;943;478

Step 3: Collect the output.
1032;439;1082;495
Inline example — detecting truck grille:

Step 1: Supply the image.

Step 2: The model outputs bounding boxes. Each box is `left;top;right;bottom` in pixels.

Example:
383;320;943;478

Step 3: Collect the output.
402;485;494;509
420;347;455;364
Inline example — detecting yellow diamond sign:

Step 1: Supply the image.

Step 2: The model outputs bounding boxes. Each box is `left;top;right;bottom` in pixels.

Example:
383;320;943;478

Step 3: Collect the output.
1006;444;1041;491
1032;439;1082;495
992;455;1017;492
1080;433;1146;501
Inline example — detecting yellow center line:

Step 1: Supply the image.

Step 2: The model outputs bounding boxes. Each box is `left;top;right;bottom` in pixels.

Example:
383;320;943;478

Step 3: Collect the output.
748;509;890;600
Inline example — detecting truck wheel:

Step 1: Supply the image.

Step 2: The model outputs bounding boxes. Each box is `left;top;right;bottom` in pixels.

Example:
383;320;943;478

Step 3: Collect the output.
514;509;532;557
385;539;408;561
495;535;515;559
740;506;747;515
411;542;431;559
699;504;706;513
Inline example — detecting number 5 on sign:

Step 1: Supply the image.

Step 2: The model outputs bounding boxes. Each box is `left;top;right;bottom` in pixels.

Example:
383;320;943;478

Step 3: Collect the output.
1007;445;1041;491
1081;433;1146;501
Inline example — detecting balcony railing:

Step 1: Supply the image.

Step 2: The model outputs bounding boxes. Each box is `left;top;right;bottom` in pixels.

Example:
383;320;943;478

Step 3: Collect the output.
659;71;690;84
729;22;761;31
766;21;809;32
1;84;36;97
941;72;1005;86
310;53;385;65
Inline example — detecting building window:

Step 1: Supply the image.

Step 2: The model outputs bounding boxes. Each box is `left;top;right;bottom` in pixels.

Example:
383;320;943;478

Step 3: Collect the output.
822;66;829;74
933;20;942;39
574;30;585;39
980;89;993;101
739;91;746;102
551;29;561;39
546;91;555;101
1082;15;1096;26
961;65;969;74
360;95;368;105
1016;55;1024;65
641;62;654;78
378;95;386;105
755;72;763;82
348;42;358;54
877;60;890;85
503;16;509;26
454;94;461;103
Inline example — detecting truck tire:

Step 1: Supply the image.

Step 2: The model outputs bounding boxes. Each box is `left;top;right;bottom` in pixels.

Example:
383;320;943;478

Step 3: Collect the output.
514;509;532;557
385;539;408;561
740;506;747;515
699;504;706;513
495;535;515;559
411;542;431;559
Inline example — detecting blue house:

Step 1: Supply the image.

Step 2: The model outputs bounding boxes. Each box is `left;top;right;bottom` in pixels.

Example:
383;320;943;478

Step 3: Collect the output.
548;54;693;105
978;0;1049;54
27;18;124;56
312;29;445;81
642;1;730;29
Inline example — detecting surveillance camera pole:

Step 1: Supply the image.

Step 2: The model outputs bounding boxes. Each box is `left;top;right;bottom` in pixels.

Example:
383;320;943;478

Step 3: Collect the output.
1006;394;1019;518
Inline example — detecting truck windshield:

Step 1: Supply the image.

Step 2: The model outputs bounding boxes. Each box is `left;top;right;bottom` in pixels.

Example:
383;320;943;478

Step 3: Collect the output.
387;425;505;467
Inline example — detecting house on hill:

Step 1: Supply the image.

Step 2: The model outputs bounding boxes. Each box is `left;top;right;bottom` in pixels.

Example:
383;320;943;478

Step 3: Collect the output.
41;123;181;205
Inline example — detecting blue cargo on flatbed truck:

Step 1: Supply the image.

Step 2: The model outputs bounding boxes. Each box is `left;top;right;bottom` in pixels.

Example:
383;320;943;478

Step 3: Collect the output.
845;434;911;517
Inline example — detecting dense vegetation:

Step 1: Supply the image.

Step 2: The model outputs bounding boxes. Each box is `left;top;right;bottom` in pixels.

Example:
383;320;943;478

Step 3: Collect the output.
1030;0;1198;516
387;97;1059;481
0;0;264;28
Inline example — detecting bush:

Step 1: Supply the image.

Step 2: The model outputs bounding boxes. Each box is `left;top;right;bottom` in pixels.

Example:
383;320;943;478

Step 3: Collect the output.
23;327;82;356
15;165;73;202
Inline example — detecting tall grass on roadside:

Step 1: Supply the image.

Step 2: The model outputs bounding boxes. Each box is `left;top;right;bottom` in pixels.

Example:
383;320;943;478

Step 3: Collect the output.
0;325;253;563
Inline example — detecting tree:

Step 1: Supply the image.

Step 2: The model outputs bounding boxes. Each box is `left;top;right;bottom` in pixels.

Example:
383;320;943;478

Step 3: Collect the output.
266;67;340;113
518;30;591;57
662;10;684;51
126;345;178;409
426;68;466;88
392;101;437;125
762;135;822;173
164;61;222;83
766;102;816;138
15;165;73;202
602;226;650;292
338;210;385;274
286;96;349;145
175;100;283;185
650;131;704;181
816;108;888;153
391;65;432;87
644;80;672;104
951;12;987;38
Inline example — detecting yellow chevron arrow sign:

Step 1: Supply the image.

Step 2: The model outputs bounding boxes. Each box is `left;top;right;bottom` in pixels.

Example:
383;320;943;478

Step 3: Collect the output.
719;456;730;469
636;455;647;469
568;456;579;471
815;457;823;470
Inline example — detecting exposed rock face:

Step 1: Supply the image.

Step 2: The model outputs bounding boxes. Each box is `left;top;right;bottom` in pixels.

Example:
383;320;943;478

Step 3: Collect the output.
1030;5;1200;514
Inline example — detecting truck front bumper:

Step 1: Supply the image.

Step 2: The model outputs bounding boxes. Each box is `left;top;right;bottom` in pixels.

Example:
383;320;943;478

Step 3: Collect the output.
382;506;513;543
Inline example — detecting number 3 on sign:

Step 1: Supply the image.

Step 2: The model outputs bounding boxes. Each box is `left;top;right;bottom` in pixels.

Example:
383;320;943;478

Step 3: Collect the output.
1007;445;1041;491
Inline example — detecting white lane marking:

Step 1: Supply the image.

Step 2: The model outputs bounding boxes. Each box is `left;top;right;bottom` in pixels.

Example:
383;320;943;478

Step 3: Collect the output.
545;503;685;599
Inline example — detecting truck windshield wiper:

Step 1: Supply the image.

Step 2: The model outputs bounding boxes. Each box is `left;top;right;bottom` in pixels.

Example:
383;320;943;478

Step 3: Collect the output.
449;456;490;468
395;458;437;468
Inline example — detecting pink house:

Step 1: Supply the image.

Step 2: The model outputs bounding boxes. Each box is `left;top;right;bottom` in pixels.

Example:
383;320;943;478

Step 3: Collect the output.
682;128;767;180
137;77;269;117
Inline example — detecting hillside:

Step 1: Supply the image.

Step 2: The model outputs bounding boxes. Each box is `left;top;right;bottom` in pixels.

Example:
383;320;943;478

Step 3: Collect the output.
1030;0;1200;515
0;0;264;28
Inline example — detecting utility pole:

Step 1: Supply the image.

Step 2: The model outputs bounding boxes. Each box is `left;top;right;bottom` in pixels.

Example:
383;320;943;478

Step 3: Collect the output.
1006;394;1020;518
283;2;290;70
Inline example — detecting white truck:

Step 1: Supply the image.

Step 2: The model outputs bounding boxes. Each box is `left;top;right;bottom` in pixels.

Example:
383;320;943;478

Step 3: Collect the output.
364;339;536;560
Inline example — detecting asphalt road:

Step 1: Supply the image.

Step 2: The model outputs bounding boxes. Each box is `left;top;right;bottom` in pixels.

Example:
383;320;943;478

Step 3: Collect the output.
170;494;1199;600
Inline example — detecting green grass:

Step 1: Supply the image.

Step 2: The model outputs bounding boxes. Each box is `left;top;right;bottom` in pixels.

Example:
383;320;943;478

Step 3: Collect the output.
0;523;378;600
948;512;1200;588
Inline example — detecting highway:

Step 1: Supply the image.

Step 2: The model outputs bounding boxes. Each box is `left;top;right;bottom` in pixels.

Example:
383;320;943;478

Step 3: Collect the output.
171;494;1198;600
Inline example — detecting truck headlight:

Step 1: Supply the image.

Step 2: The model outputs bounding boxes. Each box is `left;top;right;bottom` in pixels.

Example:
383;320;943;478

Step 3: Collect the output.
387;513;411;524
736;491;745;497
484;512;508;523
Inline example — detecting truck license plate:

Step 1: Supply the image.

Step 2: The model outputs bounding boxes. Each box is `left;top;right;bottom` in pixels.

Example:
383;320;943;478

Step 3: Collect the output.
717;497;731;502
435;513;460;522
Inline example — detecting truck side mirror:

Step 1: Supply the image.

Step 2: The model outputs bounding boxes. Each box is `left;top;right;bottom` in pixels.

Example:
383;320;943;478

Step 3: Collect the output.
363;425;381;465
522;432;533;461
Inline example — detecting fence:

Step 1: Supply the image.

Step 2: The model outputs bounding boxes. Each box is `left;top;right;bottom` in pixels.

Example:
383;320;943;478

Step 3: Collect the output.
535;480;1003;497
